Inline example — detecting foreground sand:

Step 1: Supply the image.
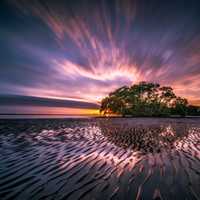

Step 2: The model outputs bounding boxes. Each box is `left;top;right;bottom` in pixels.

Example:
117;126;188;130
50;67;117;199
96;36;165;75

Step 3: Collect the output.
0;118;199;200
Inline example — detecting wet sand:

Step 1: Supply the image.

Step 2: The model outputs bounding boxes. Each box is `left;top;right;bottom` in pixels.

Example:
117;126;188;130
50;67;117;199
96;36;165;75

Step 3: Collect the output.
0;118;199;200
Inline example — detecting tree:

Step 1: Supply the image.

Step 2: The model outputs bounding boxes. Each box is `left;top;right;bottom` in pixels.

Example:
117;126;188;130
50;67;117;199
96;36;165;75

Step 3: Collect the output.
187;105;200;116
100;82;197;117
100;96;124;115
173;97;188;116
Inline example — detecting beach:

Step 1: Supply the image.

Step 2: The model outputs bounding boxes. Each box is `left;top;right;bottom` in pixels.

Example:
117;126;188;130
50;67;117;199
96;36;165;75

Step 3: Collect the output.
0;117;199;200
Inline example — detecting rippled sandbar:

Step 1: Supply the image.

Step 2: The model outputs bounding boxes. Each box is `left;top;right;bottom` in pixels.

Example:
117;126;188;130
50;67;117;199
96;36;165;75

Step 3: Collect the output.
0;118;199;200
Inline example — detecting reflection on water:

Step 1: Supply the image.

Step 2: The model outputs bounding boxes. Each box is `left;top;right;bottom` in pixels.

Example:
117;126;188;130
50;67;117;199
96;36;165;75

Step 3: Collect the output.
0;118;199;200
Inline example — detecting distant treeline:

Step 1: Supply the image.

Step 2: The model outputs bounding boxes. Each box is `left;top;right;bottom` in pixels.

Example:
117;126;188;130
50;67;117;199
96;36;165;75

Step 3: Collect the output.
100;82;200;117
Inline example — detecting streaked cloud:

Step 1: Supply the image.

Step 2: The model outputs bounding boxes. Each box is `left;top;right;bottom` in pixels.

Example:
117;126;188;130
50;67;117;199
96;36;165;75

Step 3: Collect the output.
0;95;99;114
0;0;200;114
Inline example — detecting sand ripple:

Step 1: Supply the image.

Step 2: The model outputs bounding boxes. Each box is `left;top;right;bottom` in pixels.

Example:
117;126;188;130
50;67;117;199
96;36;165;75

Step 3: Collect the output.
0;118;199;200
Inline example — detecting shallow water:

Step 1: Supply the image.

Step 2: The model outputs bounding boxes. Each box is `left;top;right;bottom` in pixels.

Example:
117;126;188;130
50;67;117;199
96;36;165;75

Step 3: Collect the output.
0;118;199;200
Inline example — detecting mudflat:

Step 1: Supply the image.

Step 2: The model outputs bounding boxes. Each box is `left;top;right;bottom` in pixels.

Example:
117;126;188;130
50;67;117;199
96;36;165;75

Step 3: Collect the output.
0;118;199;200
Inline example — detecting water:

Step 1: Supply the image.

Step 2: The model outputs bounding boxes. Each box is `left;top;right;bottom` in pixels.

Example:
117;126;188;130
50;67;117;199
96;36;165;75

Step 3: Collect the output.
0;118;199;200
0;115;94;119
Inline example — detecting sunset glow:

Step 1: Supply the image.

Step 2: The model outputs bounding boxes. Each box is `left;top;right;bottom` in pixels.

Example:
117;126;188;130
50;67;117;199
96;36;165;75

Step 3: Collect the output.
1;0;200;114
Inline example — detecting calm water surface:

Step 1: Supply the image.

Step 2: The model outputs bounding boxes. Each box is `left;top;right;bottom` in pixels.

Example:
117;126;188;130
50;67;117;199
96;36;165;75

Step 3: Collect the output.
0;118;199;200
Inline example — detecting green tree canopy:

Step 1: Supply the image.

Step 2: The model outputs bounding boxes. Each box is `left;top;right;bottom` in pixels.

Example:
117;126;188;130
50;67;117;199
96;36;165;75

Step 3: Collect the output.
100;82;192;117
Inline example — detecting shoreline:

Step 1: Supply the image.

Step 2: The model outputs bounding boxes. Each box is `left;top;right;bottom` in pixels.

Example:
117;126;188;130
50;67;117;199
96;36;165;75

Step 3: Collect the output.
96;115;200;118
0;114;200;120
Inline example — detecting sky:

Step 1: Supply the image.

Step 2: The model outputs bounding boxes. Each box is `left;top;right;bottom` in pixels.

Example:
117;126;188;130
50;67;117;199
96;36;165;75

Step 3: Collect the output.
0;0;200;114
